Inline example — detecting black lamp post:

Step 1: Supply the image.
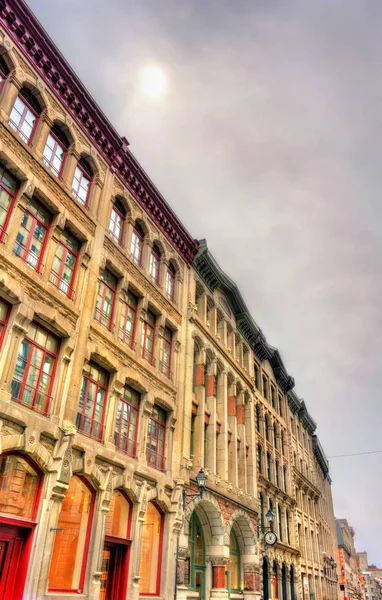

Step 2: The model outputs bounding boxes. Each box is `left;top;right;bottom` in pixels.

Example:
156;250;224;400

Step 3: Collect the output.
265;510;274;531
182;468;208;510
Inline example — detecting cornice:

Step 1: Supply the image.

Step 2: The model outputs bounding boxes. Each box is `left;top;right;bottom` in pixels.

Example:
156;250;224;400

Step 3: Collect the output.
312;434;330;480
0;0;198;266
194;240;295;393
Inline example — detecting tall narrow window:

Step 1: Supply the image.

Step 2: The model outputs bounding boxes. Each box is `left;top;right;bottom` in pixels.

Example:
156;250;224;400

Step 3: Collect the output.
119;290;138;348
0;56;9;93
278;394;283;418
43;125;68;177
141;310;156;365
254;363;259;388
0;164;17;242
283;466;288;492
146;405;166;471
9;88;39;144
286;510;291;544
13;197;50;273
72;158;92;206
273;423;277;448
49;476;94;592
256;404;260;432
265;415;270;441
109;199;126;245
49;229;79;298
257;444;263;474
11;322;58;416
227;531;241;592
94;269;117;331
131;223;144;266
278;506;283;540
203;423;208;468
271;386;276;409
281;431;285;456
166;262;176;301
0;299;9;349
139;502;163;594
267;452;272;481
0;454;40;520
76;362;108;441
262;374;268;399
190;413;196;457
260;493;265;528
102;491;132;599
114;386;140;457
276;460;280;488
159;326;172;378
149;243;161;284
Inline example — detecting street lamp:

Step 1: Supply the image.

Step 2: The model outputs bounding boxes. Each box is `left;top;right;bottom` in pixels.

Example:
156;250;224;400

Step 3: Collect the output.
329;558;336;569
182;468;208;510
265;510;274;529
257;509;278;546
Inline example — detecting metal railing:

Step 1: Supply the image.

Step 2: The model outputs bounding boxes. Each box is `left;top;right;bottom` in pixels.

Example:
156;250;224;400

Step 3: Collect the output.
146;447;166;472
13;239;44;273
159;361;173;380
0;226;7;244
49;270;75;299
114;432;138;458
141;346;156;366
94;307;114;332
119;328;136;349
11;381;52;416
76;413;105;442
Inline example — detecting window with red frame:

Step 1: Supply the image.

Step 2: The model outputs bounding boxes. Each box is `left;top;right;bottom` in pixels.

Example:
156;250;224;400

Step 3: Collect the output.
11;322;59;416
146;405;166;471
139;502;163;595
159;326;172;379
114;386;140;457
141;310;156;365
109;199;126;245
0;56;10;93
166;262;176;301
119;290;138;348
94;269;117;330
149;243;161;284
72;158;92;206
9;88;40;144
0;454;40;520
76;362;108;441
43;125;69;177
0;164;18;243
13;196;51;273
0;299;9;349
49;229;79;299
130;222;144;266
49;476;94;593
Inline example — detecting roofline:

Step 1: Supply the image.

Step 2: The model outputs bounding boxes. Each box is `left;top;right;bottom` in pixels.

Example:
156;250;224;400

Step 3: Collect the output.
0;0;199;265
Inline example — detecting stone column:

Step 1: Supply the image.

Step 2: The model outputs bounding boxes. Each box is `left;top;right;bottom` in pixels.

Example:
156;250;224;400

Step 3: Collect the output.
216;370;228;479
236;391;247;490
0;73;21;119
205;359;217;473
243;562;260;600
193;347;206;468
227;381;238;487
211;557;229;600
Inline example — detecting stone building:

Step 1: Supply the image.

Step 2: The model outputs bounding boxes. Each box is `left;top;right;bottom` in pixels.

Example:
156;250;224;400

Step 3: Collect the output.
336;519;363;600
358;552;382;600
0;1;198;599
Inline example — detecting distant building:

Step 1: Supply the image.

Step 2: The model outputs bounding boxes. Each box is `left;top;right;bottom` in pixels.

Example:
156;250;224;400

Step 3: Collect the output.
358;552;382;600
336;519;363;600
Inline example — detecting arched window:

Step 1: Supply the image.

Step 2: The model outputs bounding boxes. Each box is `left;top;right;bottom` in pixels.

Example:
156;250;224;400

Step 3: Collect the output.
149;243;161;284
166;262;176;301
49;476;94;592
256;405;260;432
131;222;144;266
139;502;163;595
49;228;80;299
72;157;92;206
13;196;51;273
9;87;40;144
0;55;10;92
227;530;241;592
101;490;132;600
0;454;40;520
114;385;140;457
109;199;126;245
43;124;69;177
0;163;18;243
189;512;205;591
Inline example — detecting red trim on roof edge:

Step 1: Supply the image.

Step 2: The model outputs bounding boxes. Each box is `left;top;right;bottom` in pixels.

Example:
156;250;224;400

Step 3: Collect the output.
0;0;199;265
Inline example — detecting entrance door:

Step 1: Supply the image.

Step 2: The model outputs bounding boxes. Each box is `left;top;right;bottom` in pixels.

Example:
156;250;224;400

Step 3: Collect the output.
0;525;28;600
194;567;205;600
100;542;129;600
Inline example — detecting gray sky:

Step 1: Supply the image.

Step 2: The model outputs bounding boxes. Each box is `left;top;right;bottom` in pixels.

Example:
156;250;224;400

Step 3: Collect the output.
27;0;382;564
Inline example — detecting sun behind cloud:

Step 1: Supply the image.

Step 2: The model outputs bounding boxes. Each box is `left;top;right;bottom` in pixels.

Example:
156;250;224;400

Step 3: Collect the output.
139;65;167;99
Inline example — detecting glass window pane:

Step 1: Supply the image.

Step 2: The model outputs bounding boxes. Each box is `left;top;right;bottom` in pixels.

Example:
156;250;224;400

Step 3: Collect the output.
105;491;130;538
139;502;162;594
0;455;39;519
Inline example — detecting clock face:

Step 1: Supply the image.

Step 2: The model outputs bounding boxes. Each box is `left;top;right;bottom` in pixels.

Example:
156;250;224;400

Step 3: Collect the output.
264;531;278;546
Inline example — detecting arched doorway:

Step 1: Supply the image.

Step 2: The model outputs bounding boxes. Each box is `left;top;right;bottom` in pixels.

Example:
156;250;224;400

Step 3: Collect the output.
0;453;42;600
273;561;278;599
100;490;132;600
263;557;269;600
290;565;296;600
282;563;287;600
189;512;206;600
139;502;164;595
226;529;241;593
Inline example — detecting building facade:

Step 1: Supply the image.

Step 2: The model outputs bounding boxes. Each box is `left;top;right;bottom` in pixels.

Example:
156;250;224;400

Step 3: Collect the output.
358;552;382;600
0;2;342;600
0;1;198;599
336;519;363;600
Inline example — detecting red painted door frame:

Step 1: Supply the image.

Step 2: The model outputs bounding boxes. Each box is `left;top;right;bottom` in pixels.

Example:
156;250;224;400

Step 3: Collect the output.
0;521;35;600
102;536;130;600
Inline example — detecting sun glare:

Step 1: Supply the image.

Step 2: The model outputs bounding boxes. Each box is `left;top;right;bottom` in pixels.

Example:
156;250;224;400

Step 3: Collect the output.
139;65;167;99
